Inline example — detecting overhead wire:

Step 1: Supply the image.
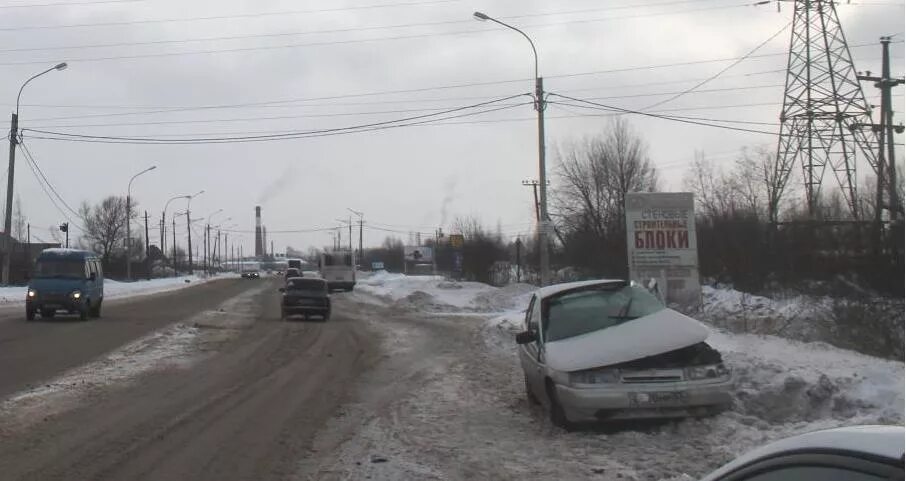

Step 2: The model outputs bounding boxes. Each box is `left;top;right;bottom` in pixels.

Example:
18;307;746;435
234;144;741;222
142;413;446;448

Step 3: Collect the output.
0;2;781;66
22;94;533;144
640;20;792;110
17;144;86;232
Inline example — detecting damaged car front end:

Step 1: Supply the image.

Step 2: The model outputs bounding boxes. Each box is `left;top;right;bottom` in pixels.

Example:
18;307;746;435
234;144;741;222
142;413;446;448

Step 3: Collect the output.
516;280;733;428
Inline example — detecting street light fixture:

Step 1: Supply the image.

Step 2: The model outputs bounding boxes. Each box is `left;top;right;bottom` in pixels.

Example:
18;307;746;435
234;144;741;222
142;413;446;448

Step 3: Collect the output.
162;193;191;275
473;11;550;286
126;165;157;281
3;62;68;284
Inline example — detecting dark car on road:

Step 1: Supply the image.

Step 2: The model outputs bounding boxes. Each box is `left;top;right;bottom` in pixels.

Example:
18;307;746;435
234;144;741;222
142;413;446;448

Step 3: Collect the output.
26;248;104;321
241;270;260;279
280;277;330;321
284;268;301;279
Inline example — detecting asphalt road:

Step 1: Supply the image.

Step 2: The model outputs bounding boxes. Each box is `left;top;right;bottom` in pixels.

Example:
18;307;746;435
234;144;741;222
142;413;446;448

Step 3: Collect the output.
0;277;381;481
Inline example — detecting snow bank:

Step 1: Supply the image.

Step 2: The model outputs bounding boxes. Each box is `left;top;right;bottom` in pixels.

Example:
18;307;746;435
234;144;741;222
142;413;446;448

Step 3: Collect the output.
0;275;222;305
357;271;535;313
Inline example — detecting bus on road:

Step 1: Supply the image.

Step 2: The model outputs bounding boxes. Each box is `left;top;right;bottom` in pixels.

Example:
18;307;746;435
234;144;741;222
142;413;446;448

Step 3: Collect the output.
319;251;355;291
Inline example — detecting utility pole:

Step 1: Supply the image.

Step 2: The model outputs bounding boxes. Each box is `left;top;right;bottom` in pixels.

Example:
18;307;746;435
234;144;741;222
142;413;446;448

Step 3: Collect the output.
172;217;177;275
203;224;208;276
348;217;353;252
144;211;150;280
4;111;18;285
515;237;522;283
856;37;905;252
358;218;363;263
186;210;193;275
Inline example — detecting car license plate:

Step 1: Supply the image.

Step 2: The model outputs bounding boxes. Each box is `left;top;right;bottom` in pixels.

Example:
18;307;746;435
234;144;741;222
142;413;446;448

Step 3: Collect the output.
630;391;688;406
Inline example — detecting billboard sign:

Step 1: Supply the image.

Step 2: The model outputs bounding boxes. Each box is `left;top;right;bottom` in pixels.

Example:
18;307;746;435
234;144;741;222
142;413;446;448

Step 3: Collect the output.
625;192;700;308
404;245;434;262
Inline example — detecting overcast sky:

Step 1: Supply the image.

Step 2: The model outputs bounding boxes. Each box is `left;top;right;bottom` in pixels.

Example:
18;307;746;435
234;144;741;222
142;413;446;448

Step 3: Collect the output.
0;0;903;255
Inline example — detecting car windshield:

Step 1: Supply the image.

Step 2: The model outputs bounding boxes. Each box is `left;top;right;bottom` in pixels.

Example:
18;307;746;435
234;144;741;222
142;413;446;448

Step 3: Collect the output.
543;285;665;342
286;278;326;292
34;260;85;279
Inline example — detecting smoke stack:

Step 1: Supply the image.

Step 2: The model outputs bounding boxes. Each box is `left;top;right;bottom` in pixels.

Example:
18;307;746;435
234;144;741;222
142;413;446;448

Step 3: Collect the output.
255;206;263;258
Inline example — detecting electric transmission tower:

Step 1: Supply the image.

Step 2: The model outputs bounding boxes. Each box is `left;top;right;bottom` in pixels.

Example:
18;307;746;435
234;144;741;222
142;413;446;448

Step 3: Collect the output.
775;0;878;219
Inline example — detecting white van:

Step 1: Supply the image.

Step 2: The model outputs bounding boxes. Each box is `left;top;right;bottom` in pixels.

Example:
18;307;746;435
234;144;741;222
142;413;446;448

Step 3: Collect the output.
319;251;355;291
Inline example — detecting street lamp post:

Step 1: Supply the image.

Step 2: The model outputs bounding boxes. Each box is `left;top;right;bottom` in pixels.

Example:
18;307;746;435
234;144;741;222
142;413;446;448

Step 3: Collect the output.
162;193;193;275
347;208;364;266
205;209;223;276
4;62;67;284
184;191;204;274
126;166;156;281
473;11;550;286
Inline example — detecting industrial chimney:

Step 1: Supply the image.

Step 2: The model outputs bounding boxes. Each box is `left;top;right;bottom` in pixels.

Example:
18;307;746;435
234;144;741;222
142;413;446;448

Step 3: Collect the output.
255;206;263;258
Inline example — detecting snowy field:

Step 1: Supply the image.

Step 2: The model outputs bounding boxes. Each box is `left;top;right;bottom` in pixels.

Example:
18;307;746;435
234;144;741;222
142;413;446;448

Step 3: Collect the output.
0;274;224;305
333;272;904;480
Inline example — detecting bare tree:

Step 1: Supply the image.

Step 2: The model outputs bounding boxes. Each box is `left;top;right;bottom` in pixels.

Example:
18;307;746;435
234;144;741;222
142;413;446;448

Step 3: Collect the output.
79;196;134;265
553;118;658;276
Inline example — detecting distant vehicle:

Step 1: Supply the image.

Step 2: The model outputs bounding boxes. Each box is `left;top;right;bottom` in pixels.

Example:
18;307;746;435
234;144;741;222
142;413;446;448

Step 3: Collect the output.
287;258;303;271
284;268;301;279
516;279;732;429
279;277;330;321
700;425;904;481
26;248;104;321
319;251;355;291
241;270;260;279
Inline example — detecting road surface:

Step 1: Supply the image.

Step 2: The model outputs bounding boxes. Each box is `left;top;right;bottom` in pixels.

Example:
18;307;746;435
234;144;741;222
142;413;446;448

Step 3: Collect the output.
0;277;384;481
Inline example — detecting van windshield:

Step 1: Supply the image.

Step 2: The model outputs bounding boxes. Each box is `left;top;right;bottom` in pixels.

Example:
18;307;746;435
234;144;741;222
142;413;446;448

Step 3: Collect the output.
34;260;86;279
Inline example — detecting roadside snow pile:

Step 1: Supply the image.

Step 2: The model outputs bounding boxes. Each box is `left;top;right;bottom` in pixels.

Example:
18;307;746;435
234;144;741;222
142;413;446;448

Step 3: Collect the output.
709;329;903;425
701;284;904;359
357;271;535;314
105;275;218;299
0;275;220;305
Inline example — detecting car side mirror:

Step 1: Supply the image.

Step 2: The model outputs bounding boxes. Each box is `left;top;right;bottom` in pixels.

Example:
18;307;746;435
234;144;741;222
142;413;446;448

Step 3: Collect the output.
89;272;97;281
278;287;285;293
515;331;538;345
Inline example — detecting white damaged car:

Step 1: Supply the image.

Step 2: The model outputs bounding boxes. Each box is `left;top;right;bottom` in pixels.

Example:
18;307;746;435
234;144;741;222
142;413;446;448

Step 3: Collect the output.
516;279;732;428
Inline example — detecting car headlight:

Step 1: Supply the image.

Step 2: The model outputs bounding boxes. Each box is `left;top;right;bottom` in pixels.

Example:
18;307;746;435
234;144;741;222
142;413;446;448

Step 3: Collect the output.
71;290;82;299
686;363;730;381
569;368;621;386
27;289;37;298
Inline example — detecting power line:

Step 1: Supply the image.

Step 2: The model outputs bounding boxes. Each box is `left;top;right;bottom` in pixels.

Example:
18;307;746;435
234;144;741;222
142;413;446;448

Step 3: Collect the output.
0;0;462;31
30;102;530;129
641;20;792;110
0;0;729;53
22;94;532;144
0;0;141;9
18;144;86;232
549;101;779;125
0;2;778;66
549;92;779;136
30;82;790;129
19;141;83;219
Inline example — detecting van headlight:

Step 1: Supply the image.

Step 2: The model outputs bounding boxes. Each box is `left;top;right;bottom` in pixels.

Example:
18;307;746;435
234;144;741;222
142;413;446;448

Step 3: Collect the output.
686;363;730;381
71;290;82;299
569;368;621;386
27;289;37;298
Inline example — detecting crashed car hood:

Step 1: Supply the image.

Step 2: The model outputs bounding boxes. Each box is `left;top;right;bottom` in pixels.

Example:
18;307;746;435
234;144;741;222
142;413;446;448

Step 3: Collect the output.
544;308;709;372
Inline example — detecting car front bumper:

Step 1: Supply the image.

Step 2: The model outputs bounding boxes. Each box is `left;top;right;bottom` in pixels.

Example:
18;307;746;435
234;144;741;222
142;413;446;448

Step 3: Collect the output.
556;377;733;422
27;297;84;312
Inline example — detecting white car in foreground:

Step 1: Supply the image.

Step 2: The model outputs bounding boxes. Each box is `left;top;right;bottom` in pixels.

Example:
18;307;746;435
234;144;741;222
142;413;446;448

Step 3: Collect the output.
516;279;733;428
700;425;904;481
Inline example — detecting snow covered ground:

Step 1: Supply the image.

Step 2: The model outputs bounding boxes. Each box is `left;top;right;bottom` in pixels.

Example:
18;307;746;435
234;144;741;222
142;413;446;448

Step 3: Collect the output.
0;274;224;305
328;272;904;480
